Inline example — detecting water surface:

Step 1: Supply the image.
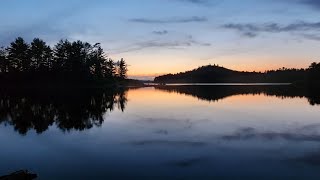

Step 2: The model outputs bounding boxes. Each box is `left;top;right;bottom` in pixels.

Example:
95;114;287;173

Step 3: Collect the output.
0;85;319;180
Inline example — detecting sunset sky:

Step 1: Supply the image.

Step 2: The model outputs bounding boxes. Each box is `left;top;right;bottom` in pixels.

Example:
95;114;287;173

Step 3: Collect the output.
1;0;320;80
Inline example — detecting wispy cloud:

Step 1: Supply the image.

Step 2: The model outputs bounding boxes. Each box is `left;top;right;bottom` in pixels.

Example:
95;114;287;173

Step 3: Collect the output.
186;35;212;46
301;33;320;41
111;41;193;54
129;16;208;24
110;35;211;54
177;0;209;5
299;0;320;9
174;0;220;6
223;21;320;40
152;30;169;35
278;0;320;9
181;0;207;3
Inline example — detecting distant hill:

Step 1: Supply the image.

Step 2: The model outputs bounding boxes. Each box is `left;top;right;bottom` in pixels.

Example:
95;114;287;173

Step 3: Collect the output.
154;65;307;83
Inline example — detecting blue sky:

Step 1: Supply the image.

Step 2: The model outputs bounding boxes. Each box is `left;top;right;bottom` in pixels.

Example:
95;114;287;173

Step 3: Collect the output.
1;0;320;79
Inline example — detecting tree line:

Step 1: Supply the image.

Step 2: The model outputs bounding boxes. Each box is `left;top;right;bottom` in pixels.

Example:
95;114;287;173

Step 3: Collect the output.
0;37;128;85
154;63;320;85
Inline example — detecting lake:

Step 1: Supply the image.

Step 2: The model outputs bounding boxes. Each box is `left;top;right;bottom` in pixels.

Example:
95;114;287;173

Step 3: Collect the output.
0;85;319;180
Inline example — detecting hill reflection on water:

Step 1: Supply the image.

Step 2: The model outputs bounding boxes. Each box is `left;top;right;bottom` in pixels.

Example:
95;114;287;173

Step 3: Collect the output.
155;85;320;106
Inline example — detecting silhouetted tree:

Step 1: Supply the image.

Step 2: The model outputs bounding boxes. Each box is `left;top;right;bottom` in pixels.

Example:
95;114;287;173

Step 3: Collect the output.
30;38;52;71
118;58;127;79
0;37;129;86
7;37;30;72
0;47;7;73
105;58;116;78
308;62;320;84
68;40;87;74
53;39;71;72
89;43;106;79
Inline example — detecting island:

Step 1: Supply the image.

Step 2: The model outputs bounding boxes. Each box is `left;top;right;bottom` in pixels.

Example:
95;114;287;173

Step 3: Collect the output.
154;63;320;87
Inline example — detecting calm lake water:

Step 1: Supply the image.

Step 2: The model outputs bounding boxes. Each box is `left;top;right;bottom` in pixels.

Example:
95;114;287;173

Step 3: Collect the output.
0;85;319;180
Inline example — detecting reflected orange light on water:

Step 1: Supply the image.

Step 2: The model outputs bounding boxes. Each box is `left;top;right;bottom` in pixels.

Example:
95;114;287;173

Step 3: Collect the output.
220;93;308;107
127;87;198;105
127;87;311;111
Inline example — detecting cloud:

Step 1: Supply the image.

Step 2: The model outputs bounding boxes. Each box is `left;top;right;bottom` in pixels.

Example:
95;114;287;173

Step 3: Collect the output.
186;35;212;46
224;21;320;34
154;129;169;135
223;21;320;40
110;35;211;54
242;32;258;38
279;0;320;9
181;0;208;3
174;0;221;6
178;0;209;5
152;30;169;35
299;0;320;9
129;16;208;24
114;41;193;54
301;33;320;41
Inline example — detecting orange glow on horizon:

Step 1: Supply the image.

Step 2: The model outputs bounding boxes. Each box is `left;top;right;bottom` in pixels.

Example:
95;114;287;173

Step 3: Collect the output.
119;48;315;79
128;61;311;78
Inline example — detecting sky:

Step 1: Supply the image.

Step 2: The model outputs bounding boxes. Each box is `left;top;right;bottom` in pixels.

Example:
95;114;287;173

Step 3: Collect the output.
1;0;320;80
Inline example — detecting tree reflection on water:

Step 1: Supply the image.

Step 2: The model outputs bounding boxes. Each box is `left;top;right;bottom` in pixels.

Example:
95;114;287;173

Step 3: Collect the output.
0;88;128;135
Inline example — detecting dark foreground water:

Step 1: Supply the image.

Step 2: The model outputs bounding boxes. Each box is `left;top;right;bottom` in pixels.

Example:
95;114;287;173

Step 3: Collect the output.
0;85;319;180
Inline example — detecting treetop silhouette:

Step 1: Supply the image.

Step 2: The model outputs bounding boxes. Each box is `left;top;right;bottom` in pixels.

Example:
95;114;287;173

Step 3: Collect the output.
0;37;128;86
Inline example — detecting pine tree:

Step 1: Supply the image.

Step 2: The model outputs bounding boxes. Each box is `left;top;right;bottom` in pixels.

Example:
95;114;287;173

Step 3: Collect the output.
7;37;30;72
0;47;7;73
118;58;127;79
105;59;116;78
30;38;52;71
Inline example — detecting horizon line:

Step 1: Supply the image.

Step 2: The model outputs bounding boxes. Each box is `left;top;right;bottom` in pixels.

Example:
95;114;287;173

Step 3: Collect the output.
128;62;314;80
